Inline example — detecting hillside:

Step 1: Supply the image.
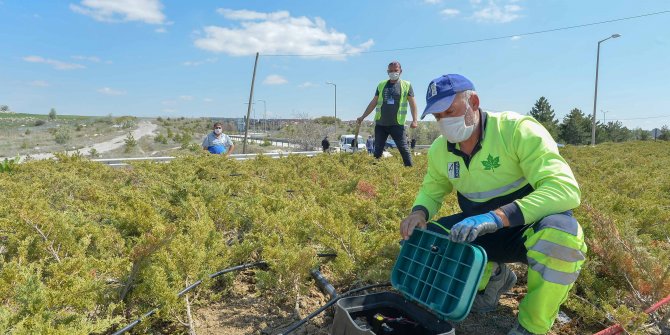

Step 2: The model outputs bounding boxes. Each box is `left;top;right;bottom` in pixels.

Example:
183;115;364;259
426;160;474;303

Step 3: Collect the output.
0;142;668;334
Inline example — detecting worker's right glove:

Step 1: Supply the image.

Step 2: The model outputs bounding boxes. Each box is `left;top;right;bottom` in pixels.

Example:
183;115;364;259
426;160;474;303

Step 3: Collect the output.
449;211;503;243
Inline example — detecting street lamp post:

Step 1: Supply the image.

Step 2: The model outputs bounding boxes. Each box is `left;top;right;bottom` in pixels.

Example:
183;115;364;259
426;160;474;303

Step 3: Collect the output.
326;82;337;135
591;33;621;145
257;99;267;133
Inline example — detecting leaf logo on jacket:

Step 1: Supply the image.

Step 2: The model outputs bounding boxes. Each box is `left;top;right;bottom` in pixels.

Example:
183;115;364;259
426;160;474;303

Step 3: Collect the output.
482;154;501;172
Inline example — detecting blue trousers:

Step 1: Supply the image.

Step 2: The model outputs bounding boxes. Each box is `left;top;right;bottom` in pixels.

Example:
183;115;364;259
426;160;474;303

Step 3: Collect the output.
373;124;412;166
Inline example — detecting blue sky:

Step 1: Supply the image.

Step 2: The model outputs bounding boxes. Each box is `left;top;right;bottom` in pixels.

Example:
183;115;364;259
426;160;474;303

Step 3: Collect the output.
1;0;669;129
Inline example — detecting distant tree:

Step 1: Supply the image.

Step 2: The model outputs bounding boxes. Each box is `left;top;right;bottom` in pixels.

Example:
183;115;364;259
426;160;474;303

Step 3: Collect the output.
631;128;651;141
601;121;631;142
48;108;57;120
89;148;100;158
124;133;137;153
313;116;340;125
284;112;325;150
0;105;9;112
529;97;559;139
559;108;591;145
410;121;441;145
659;125;670;141
154;133;168;144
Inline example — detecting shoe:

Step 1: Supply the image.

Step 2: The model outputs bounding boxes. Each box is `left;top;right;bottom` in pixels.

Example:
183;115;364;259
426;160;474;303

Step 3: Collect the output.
471;263;517;313
507;320;540;335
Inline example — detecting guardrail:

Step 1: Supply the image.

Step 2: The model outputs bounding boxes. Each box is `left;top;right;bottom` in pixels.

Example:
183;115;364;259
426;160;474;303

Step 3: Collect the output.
92;151;322;167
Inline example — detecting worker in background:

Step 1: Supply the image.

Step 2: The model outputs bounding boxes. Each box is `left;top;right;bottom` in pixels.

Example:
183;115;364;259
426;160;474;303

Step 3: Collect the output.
357;61;418;166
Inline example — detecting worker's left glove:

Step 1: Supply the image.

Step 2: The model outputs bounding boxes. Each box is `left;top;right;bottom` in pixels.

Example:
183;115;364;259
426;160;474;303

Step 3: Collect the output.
449;211;503;243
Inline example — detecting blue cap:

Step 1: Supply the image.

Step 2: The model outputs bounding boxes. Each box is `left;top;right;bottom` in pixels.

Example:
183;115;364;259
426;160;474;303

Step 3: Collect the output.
421;74;475;119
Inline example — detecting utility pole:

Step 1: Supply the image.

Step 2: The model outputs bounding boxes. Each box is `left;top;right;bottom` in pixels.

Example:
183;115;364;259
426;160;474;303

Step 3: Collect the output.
591;34;621;145
326;82;337;135
243;52;259;154
602;110;610;124
258;99;267;133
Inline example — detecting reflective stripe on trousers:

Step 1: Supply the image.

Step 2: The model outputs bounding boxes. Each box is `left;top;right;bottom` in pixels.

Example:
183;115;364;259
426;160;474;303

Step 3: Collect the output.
519;212;587;334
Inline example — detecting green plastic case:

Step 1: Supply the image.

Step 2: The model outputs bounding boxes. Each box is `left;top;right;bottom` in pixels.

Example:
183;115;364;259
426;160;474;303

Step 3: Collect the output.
391;228;488;322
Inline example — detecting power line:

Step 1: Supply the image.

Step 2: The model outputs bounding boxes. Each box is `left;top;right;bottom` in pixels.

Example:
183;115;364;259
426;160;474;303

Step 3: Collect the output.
610;115;670;121
262;10;670;57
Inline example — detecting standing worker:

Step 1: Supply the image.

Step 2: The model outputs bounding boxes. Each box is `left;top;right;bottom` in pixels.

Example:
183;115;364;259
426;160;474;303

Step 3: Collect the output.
366;135;374;154
202;122;235;156
399;74;586;335
321;136;330;153
357;61;418;166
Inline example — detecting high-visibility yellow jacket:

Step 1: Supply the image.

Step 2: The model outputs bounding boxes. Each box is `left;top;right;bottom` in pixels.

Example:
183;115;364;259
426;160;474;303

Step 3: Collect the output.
374;80;410;125
412;110;580;226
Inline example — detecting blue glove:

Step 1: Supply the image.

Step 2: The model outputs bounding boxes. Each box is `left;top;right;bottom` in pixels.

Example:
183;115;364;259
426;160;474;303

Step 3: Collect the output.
449;211;504;243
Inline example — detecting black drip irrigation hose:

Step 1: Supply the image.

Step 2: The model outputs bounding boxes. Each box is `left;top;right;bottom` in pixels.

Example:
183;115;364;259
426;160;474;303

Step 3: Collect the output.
279;282;392;335
111;260;267;335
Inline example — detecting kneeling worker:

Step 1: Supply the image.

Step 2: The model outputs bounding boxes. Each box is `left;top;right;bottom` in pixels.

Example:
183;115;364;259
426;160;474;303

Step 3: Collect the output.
400;74;586;335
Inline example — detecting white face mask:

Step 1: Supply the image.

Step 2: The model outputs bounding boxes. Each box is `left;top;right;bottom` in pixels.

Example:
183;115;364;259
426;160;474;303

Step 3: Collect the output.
388;72;400;81
437;113;475;143
214;128;222;135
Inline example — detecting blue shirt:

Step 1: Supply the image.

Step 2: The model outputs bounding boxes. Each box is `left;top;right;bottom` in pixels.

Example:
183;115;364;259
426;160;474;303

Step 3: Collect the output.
202;132;233;154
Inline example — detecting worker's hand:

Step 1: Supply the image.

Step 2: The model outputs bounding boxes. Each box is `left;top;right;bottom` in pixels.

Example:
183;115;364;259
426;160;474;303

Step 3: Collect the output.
400;211;427;240
410;120;418;128
449;211;503;243
356;116;364;124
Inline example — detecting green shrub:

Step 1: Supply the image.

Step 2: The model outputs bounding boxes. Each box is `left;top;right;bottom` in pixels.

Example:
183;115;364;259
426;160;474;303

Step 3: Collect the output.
154;134;168;145
124;133;137;153
54;129;71;144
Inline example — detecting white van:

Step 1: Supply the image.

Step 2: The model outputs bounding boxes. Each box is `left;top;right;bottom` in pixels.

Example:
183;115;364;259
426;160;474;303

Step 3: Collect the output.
339;134;366;152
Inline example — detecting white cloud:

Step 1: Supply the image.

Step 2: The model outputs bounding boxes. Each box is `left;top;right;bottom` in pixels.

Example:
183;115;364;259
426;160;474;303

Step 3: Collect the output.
182;57;218;66
23;55;85;70
472;1;522;23
162;108;177;113
440;9;460;17
179;95;194;101
71;55;101;63
162;100;176;106
30;80;50;87
97;87;126;95
424;0;443;4
70;0;166;24
510;35;521;40
298;82;318;88
203;98;214;102
155;27;167;33
194;8;374;59
263;75;288;85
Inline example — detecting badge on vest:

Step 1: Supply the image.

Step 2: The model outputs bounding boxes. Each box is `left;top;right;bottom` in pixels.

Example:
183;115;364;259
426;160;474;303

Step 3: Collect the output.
448;162;460;179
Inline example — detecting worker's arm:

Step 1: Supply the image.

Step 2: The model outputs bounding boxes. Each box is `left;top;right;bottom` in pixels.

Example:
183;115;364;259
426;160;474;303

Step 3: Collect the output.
496;118;581;227
407;95;418;128
225;143;235;157
401;140;453;239
357;95;378;124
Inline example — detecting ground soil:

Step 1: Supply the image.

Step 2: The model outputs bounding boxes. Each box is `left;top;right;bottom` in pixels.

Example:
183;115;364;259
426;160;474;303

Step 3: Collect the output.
194;264;584;335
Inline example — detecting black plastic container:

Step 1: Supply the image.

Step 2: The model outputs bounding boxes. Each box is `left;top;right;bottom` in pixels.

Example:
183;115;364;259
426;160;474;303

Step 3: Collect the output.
331;291;455;335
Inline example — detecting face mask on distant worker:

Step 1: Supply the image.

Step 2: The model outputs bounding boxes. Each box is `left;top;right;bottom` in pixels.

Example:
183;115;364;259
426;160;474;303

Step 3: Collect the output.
437;114;474;143
388;72;400;81
214;128;222;135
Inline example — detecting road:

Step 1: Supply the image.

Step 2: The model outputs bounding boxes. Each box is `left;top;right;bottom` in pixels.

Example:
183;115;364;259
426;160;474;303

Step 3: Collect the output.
15;121;158;161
